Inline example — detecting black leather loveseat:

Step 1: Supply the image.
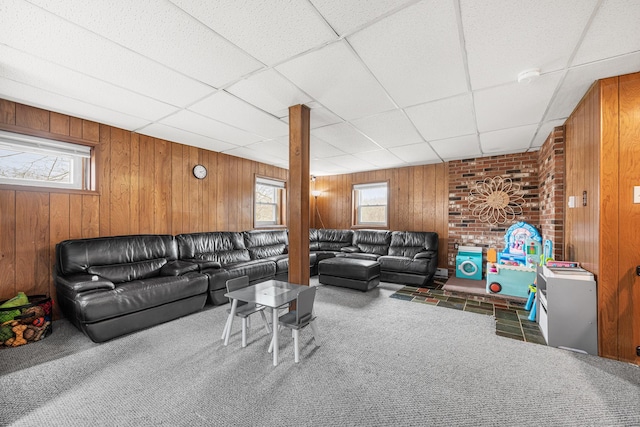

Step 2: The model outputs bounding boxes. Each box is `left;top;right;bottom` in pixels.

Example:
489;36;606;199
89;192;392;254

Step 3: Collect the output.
54;235;209;343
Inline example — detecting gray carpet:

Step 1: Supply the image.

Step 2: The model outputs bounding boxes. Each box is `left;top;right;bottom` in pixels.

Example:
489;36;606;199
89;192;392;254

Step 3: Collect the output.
1;278;639;427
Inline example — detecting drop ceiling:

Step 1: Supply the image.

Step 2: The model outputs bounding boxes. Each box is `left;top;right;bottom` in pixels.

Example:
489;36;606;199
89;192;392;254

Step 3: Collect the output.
1;0;639;176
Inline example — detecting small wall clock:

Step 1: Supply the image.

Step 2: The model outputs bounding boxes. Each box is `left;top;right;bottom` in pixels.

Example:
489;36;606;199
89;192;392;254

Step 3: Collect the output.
192;164;207;179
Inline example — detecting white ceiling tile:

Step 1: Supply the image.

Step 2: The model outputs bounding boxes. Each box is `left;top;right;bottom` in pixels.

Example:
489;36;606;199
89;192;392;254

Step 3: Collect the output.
0;45;177;122
530;120;565;149
189;91;289;138
348;0;468;107
169;0;337;65
405;94;477;141
474;72;563;132
222;146;288;166
353;149;407;168
0;0;213;107
546;52;640;120
279;106;344;128
25;0;262;88
573;0;640;66
461;0;598;89
310;137;347;159
309;108;344;129
310;159;351;176
276;41;396;120
430;135;481;161
226;69;313;117
325;154;376;172
160;110;262;146
309;0;415;35
0;76;149;130
351;109;423;148
389;142;440;163
311;122;381;154
480;125;538;154
244;138;290;161
138;123;238;152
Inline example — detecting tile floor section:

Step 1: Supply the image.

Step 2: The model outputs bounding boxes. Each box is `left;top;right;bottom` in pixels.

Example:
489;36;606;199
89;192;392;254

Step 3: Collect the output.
390;285;547;345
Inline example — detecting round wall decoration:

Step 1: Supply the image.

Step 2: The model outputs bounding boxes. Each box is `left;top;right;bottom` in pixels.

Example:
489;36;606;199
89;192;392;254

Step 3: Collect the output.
468;176;524;225
192;164;207;179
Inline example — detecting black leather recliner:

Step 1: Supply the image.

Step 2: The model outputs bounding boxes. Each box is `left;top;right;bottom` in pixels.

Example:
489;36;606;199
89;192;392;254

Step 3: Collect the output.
54;235;209;343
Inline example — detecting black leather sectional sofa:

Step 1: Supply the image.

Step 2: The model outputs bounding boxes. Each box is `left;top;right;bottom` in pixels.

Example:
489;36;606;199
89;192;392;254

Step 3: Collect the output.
54;228;438;342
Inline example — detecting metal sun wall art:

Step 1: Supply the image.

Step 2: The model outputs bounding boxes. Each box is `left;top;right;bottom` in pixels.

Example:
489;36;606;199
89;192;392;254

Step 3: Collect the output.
468;176;525;225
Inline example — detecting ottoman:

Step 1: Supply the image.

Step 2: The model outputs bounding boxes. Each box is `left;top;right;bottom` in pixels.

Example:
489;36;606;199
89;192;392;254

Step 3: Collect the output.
318;257;381;291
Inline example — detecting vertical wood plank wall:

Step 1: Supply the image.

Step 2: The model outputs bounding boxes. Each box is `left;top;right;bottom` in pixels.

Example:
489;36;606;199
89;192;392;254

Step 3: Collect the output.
0;100;287;307
313;163;449;269
564;72;640;364
617;73;640;364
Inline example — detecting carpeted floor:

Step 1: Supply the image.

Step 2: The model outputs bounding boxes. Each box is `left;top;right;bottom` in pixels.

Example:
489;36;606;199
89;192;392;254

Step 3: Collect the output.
1;278;639;426
390;278;546;344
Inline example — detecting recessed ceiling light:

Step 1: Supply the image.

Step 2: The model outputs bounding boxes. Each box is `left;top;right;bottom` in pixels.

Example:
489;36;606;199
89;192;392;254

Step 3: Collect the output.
517;69;541;84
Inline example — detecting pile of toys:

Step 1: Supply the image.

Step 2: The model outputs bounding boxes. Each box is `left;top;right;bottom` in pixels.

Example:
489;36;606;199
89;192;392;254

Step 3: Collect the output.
0;292;52;348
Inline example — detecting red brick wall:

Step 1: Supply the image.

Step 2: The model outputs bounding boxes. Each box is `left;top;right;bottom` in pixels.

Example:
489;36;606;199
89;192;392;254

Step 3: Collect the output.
448;152;540;271
537;126;565;261
446;128;566;274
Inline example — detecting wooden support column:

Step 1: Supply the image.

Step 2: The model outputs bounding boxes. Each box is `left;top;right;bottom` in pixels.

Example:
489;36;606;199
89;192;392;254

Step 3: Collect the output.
288;104;310;286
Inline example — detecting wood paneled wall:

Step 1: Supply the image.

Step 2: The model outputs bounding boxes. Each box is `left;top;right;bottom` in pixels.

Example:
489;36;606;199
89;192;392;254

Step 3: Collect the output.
313;164;449;268
0;100;287;308
565;72;640;365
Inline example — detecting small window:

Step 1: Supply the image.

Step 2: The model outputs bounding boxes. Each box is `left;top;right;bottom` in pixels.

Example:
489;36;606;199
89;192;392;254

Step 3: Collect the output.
0;130;92;190
353;182;388;227
255;176;286;227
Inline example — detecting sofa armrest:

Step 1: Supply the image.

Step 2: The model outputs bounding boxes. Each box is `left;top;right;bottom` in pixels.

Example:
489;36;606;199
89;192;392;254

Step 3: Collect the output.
184;259;222;271
160;260;199;276
414;250;437;260
340;246;361;254
56;274;115;293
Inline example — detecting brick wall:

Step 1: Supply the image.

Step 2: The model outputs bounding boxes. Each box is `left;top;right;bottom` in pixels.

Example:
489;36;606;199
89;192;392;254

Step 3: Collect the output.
446;128;566;273
448;152;540;271
537;126;565;261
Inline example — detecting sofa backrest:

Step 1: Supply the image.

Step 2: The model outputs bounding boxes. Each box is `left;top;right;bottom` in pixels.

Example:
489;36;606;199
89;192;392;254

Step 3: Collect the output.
388;231;439;257
56;235;177;281
309;228;319;251
314;229;353;251
244;229;288;259
352;230;391;255
176;232;250;266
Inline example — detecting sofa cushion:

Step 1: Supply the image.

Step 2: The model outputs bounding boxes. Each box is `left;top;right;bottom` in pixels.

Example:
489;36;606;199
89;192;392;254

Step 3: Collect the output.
378;255;431;275
177;232;250;266
309;228;319;251
56;235;178;276
388;231;438;258
244;229;288;260
316;229;353;251
352;230;391;255
87;258;167;284
73;273;209;323
204;259;277;292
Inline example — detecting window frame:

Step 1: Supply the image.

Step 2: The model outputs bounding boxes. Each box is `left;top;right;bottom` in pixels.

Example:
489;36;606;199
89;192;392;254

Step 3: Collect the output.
352;180;389;229
0;129;94;192
254;175;287;229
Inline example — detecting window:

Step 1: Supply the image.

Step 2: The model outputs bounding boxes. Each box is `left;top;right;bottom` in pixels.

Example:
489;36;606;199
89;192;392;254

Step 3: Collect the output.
0;130;92;190
353;181;388;227
254;176;286;227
